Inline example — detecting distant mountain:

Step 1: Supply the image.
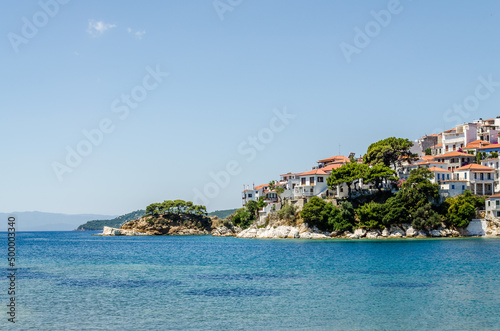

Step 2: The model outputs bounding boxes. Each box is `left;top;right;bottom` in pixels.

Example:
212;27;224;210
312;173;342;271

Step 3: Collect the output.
76;210;145;231
0;212;117;231
208;208;238;219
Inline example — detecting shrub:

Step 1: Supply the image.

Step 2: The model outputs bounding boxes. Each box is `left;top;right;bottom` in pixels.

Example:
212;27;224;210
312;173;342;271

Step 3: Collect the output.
355;201;386;230
277;203;297;220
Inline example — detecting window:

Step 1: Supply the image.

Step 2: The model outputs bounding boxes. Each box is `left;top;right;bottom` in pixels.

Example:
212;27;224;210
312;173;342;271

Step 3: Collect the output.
437;174;440;180
301;178;306;185
464;173;467;179
481;173;484;180
452;185;455;189
317;177;324;183
462;185;465;190
474;173;477;179
447;174;450;180
497;200;499;206
310;177;315;185
488;173;491;180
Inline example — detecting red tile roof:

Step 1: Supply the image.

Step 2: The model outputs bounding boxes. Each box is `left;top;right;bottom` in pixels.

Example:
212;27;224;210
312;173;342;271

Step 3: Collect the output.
321;163;345;172
254;184;268;190
488;193;500;199
317;155;350;164
454;164;495;172
297;169;329;176
430;143;442;148
438;151;472;158
478;143;500;150
428;166;451;172
464;140;491;149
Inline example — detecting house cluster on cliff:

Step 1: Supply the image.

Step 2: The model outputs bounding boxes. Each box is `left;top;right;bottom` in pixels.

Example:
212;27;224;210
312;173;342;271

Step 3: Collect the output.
242;116;500;219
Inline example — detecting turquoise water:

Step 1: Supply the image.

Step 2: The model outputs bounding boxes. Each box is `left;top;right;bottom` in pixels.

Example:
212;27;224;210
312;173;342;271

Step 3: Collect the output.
1;232;499;330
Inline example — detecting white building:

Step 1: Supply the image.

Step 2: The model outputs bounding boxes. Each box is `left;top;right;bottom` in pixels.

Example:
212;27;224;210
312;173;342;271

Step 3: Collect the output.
293;169;329;198
441;123;478;154
439;180;470;198
485;193;500;218
481;157;500;193
454;164;495;195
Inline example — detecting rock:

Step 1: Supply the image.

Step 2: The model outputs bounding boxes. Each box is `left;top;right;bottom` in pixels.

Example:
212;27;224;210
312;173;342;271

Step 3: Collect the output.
349;233;360;239
382;228;390;237
237;228;258;238
417;230;428;237
299;232;313;239
389;232;403;238
430;229;441;237
366;230;380;239
311;233;328;239
287;228;300;238
406;227;417;238
298;223;311;233
457;227;471;237
354;228;367;238
401;224;411;231
330;231;339;237
389;225;405;238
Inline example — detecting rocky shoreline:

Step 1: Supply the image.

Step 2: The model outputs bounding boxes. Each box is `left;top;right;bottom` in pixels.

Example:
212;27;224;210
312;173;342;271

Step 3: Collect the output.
96;215;500;239
211;218;500;239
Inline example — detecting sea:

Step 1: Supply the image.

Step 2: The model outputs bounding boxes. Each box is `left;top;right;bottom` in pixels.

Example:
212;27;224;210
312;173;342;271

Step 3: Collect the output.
1;231;499;330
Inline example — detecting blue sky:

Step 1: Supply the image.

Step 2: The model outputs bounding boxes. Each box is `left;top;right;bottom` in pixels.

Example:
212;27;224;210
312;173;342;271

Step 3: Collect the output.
2;0;500;215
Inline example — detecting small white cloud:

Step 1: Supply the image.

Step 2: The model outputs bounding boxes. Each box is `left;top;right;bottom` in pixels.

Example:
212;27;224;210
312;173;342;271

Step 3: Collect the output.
134;30;146;39
74;51;80;56
87;19;116;37
127;28;146;40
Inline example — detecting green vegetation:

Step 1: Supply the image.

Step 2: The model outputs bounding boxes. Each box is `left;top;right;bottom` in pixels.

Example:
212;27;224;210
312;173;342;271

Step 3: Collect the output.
145;200;207;217
444;191;484;228
425;148;432;155
231;197;267;229
363;137;416;168
300;197;356;232
304;144;484;233
327;162;368;199
277;203;298;221
208;209;238;219
76;210;145;231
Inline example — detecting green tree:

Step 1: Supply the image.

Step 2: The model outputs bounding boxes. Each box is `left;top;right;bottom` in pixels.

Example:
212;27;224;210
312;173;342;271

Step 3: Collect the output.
445;191;483;228
300;196;327;229
327;162;368;199
355;201;386;229
411;203;442;230
328;201;355;232
363;137;416;168
491;151;499;159
425;148;432;155
232;208;253;229
365;164;397;191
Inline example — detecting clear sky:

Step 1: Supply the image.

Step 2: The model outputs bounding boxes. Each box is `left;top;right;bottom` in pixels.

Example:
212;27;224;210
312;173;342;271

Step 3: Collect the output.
2;0;500;216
